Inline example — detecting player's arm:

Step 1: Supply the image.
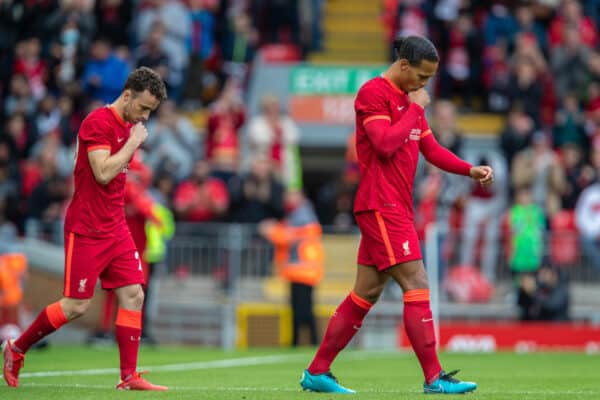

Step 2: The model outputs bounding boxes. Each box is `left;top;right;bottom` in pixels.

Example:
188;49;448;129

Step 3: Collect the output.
419;133;472;175
358;87;430;158
88;123;148;185
363;103;423;158
420;134;494;185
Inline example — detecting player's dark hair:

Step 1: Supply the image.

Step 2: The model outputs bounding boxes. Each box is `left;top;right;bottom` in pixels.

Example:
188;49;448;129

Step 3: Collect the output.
124;67;167;101
393;36;439;66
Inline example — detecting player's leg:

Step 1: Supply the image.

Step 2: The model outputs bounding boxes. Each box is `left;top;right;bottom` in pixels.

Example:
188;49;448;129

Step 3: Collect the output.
308;263;387;373
301;210;392;393
301;262;388;393
14;297;92;352
107;237;167;391
114;284;144;378
3;232;103;388
387;260;477;394
387;260;441;380
3;297;92;387
112;284;166;391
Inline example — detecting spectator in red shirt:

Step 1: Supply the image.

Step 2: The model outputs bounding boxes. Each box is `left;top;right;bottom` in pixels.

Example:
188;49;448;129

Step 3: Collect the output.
206;80;246;183
12;38;47;102
173;159;229;222
549;0;598;49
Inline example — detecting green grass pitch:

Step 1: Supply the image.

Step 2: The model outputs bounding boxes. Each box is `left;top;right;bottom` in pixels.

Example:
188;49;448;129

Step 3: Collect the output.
0;345;598;399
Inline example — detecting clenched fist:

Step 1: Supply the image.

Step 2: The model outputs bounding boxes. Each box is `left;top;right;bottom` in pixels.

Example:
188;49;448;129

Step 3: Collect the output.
469;165;494;186
130;122;149;146
408;88;431;109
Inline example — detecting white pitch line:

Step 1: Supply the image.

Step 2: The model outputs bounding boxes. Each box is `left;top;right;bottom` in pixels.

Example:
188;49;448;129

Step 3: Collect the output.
17;351;402;379
19;354;306;378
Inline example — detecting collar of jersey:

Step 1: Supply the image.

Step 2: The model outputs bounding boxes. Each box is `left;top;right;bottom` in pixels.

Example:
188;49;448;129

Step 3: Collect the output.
106;105;129;127
381;74;405;96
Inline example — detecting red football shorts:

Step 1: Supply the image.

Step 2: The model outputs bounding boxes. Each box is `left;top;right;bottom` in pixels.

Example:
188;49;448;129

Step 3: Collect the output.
63;231;145;299
355;210;422;270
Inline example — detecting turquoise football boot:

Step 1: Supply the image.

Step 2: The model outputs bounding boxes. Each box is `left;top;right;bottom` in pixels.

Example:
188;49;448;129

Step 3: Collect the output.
423;370;477;394
300;369;355;394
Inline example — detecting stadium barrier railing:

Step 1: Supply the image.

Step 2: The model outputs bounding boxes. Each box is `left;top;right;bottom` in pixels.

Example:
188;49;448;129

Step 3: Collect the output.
151;222;600;348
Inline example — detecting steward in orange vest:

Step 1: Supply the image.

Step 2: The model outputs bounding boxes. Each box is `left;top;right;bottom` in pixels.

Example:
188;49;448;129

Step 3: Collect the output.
0;253;27;326
260;191;324;346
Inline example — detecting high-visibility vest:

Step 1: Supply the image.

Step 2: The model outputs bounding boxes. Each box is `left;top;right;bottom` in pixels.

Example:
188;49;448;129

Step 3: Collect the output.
263;202;324;286
0;253;27;306
144;204;175;263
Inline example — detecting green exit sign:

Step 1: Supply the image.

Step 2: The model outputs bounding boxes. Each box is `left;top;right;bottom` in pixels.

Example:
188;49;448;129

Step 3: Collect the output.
289;65;385;95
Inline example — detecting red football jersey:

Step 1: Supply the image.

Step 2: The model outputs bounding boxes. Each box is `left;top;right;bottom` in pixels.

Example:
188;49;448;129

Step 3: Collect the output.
353;76;431;217
64;106;133;237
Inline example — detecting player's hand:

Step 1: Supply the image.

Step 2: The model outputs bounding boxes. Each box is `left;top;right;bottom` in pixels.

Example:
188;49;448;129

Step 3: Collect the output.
470;165;494;186
130;123;149;146
408;88;431;109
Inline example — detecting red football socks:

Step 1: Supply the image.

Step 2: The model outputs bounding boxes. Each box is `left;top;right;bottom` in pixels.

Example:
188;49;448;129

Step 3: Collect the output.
115;308;142;380
14;301;68;353
403;289;442;384
307;291;372;374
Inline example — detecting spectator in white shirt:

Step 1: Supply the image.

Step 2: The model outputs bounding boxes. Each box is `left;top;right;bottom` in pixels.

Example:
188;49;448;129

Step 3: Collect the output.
575;180;600;271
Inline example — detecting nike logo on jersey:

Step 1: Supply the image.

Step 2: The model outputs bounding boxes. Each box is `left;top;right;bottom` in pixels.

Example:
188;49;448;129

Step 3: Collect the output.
117;137;124;143
421;318;433;323
397;105;405;111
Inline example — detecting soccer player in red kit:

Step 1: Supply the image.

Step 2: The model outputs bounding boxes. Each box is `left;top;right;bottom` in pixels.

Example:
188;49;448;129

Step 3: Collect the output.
300;36;493;394
2;67;168;391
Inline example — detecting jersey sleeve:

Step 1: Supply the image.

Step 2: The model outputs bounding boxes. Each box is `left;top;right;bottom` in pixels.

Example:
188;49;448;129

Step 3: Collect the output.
79;115;112;153
356;81;423;158
419;133;472;176
354;82;390;127
421;116;432;138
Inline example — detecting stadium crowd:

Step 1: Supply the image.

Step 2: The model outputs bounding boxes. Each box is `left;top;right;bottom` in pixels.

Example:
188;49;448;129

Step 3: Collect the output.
0;0;320;246
0;0;598;292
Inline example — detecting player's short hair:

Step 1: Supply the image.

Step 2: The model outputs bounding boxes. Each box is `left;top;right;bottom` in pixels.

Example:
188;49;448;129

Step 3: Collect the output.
124;67;167;101
393;36;439;66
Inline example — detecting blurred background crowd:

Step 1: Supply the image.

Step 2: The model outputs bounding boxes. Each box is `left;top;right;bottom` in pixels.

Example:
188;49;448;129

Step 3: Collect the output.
1;0;600;333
